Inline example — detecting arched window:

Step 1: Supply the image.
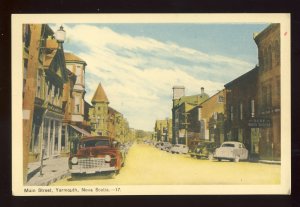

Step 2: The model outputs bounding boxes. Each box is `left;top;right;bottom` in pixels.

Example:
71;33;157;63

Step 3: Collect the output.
259;49;264;69
264;48;268;70
268;45;273;70
275;40;280;65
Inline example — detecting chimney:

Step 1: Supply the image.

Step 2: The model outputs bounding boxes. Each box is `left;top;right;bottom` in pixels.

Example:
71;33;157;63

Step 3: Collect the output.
201;87;204;94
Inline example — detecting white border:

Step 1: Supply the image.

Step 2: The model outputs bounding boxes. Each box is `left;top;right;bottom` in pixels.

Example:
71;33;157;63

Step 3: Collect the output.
12;13;291;196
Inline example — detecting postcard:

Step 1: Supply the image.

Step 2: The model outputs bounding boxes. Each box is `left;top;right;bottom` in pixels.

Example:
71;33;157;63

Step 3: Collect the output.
12;13;291;195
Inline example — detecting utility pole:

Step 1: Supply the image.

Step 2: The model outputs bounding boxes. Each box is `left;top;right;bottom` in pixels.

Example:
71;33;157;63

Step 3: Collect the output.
22;24;43;184
182;112;190;145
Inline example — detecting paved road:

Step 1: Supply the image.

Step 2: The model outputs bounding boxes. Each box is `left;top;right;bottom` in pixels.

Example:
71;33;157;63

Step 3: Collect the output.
51;143;280;185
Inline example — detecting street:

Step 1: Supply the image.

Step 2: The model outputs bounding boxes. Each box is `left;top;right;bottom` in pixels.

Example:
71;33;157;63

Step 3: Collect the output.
51;143;280;186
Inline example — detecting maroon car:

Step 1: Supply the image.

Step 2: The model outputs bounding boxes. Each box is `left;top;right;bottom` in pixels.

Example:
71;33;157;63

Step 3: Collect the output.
69;136;125;177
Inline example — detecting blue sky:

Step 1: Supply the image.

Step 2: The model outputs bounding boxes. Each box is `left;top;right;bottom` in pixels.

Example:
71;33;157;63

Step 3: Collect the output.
51;23;268;131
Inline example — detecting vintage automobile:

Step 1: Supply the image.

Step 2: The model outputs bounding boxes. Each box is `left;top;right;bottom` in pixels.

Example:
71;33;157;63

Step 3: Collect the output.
158;142;172;151
69;136;125;177
189;141;219;160
170;144;189;154
214;141;248;162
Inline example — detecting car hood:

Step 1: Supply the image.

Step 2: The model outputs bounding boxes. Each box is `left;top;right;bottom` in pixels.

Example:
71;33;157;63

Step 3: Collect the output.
75;147;118;158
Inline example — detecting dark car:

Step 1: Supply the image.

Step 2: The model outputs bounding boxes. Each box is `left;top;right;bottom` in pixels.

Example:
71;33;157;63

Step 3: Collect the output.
69;136;125;177
188;141;219;160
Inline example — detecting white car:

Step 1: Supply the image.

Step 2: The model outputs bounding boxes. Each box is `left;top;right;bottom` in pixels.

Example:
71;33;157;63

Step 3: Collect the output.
214;141;248;162
170;144;189;154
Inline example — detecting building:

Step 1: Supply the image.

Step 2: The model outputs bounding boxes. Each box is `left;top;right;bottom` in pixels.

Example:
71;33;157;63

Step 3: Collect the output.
23;24;69;162
62;53;91;155
224;67;259;159
89;83;110;136
172;86;209;145
154;118;172;142
197;89;226;146
88;83;130;142
254;23;281;160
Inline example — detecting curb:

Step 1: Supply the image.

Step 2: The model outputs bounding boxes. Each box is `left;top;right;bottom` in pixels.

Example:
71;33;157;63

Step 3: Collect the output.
258;160;281;165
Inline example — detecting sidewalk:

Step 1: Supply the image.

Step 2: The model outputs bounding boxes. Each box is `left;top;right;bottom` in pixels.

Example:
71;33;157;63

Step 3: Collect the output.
26;157;70;186
258;160;281;165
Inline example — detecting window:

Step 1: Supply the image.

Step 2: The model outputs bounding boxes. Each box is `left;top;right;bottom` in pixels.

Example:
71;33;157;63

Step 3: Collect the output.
218;95;224;103
36;71;41;98
275;40;280;65
198;107;202;121
268;45;273;69
240;103;243;120
264;48;268;70
51;85;55;104
230;106;233;121
74;96;80;113
251;100;255;118
262;85;272;110
213;112;218;120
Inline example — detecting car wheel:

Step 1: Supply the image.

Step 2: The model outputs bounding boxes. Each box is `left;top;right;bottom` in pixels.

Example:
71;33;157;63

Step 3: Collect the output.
208;153;213;160
218;158;221;162
234;155;240;162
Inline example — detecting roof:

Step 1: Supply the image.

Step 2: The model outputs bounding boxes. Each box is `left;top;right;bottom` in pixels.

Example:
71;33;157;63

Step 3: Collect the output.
175;93;209;107
91;83;109;104
64;52;86;65
224;66;258;88
108;106;121;115
254;23;280;43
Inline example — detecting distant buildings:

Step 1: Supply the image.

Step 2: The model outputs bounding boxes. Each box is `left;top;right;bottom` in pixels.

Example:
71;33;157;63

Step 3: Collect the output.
162;23;281;161
88;83;131;143
154;118;172;142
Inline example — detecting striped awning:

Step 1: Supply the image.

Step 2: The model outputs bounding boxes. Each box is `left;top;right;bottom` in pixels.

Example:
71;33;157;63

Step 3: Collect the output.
69;125;91;137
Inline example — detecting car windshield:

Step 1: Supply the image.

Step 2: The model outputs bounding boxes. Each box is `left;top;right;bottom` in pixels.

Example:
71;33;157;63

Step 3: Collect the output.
80;139;110;148
221;143;235;147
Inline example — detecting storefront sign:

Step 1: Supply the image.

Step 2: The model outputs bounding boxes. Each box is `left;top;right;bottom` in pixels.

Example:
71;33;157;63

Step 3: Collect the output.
248;118;272;128
48;103;63;114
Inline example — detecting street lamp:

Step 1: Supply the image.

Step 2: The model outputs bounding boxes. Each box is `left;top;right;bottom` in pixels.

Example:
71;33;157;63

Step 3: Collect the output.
55;25;66;43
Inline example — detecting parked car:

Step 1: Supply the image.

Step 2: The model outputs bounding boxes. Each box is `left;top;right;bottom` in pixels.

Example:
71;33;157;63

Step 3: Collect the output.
69;136;125;177
189;141;219;160
214;141;248;162
158;142;172;151
170;144;189;154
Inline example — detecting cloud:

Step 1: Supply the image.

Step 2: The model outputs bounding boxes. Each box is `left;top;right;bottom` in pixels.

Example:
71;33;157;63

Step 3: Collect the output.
53;24;254;131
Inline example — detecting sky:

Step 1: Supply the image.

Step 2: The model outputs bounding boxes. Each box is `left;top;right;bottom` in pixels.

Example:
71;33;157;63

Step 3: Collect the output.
50;23;268;131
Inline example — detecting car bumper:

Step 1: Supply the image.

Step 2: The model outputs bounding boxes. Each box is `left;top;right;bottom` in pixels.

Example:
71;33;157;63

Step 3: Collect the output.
70;166;117;174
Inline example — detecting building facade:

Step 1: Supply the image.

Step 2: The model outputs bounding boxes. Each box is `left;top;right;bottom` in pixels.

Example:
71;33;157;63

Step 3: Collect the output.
154;118;172;142
88;83;130;143
23;24;69;162
224;67;259;159
89;83;110;136
62;53;91;155
254;23;281;160
199;89;226;146
172;86;209;145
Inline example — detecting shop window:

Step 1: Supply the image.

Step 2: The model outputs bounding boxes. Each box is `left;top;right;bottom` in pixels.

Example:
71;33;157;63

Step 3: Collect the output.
43;118;49;157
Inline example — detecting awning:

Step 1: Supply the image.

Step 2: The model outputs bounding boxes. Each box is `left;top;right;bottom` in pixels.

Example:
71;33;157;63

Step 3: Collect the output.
69;125;92;137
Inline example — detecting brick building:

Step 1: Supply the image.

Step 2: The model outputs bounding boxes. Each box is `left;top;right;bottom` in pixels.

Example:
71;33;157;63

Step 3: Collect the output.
254;23;281;160
224;67;259;159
